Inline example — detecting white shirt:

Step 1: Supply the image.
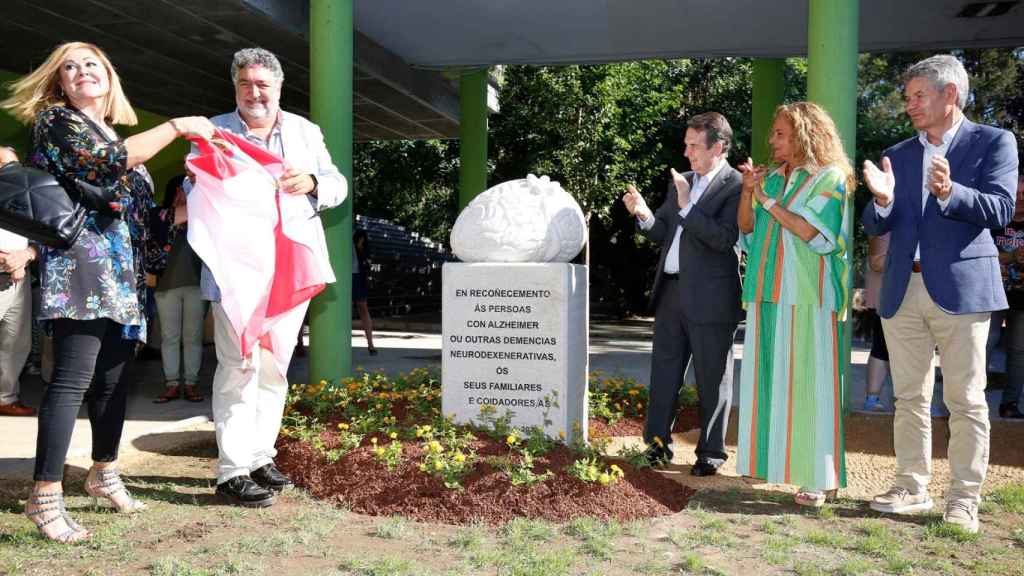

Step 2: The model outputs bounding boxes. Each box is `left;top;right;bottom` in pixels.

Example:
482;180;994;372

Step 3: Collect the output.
874;116;963;261
638;158;726;274
0;227;28;252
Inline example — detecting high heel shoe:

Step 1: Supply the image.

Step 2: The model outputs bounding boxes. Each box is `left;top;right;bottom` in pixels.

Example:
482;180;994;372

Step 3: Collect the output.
794;488;838;508
85;467;147;513
24;490;88;543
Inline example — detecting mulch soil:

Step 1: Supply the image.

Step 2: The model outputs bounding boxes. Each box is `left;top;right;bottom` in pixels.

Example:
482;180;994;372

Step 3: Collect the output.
275;412;699;525
587;407;699;438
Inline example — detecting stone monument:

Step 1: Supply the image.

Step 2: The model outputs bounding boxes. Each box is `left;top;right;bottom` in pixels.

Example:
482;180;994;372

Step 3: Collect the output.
444;175;589;443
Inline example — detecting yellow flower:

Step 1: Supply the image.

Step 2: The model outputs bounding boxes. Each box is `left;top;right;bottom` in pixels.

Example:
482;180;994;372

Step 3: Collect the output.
628;389;639;396
433;460;445;471
558;431;566;441
454;452;466;463
389;432;398;440
506;434;518;446
419;463;428;472
610;464;624;478
598;472;611;486
337;422;350;430
428;440;443;453
374;447;385;457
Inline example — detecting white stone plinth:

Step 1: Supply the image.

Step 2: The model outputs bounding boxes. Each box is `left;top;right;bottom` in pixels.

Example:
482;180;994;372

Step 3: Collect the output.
442;263;588;444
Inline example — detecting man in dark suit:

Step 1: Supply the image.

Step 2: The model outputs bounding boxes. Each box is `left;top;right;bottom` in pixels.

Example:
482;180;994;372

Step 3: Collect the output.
862;54;1018;533
623;111;743;476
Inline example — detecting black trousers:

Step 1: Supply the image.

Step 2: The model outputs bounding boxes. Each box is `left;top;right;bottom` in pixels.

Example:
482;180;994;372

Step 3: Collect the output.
34;318;133;481
643;283;736;465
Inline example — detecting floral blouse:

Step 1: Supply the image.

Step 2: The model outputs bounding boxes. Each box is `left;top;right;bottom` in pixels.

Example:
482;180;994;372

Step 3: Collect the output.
30;106;155;341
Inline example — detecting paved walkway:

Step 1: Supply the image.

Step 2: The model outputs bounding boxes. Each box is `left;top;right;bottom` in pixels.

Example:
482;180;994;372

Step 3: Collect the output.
0;317;1016;481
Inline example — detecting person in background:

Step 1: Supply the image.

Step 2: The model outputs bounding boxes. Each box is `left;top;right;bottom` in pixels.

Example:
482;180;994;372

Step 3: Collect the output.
2;41;215;542
0;145;37;417
736;102;854;507
148;174;206;403
863;233;892;411
353;229;377;356
991;172;1024;419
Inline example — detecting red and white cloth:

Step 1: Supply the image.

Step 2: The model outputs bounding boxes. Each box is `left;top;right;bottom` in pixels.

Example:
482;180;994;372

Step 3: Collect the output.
186;129;329;377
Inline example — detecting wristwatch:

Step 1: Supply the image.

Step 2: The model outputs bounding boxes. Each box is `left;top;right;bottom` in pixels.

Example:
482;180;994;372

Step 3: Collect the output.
762;198;777;211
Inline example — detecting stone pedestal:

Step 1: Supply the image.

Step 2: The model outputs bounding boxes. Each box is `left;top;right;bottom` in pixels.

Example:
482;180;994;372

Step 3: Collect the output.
442;263;588;443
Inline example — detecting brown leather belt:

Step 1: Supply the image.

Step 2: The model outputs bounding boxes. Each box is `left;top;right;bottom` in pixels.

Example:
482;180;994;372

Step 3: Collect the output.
912;261;922;273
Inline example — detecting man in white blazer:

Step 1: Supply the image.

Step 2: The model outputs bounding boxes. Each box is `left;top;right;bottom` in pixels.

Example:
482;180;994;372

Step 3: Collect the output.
202;48;347;507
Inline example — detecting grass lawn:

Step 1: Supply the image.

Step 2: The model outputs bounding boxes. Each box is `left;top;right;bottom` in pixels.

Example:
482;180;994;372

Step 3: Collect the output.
1;432;1022;576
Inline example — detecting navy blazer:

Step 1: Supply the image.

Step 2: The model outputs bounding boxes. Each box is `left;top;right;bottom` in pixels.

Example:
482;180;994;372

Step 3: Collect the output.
861;119;1018;317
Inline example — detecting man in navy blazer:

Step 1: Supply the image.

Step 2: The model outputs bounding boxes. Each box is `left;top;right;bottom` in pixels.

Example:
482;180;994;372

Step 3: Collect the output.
861;55;1018;533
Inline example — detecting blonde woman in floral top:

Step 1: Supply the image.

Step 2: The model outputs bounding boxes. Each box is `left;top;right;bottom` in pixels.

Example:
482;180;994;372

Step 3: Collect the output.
2;41;216;543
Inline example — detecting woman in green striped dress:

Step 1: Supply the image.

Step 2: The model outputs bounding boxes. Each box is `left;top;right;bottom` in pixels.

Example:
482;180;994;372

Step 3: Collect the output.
736;102;855;507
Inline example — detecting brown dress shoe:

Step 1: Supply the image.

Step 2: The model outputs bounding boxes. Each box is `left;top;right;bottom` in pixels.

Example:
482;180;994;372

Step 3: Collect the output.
0;402;36;416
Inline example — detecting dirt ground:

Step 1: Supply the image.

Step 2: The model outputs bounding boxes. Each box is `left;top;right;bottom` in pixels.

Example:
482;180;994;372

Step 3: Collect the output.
0;415;1022;576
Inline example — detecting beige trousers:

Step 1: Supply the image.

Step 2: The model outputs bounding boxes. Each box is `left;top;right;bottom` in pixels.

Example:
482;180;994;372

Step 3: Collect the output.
880;273;991;502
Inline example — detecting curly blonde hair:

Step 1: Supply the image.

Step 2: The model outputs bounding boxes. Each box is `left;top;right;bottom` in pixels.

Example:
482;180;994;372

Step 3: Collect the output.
2;42;137;126
774;102;855;192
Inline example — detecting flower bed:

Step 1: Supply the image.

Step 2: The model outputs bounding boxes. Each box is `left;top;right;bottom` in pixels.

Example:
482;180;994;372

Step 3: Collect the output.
274;369;696;524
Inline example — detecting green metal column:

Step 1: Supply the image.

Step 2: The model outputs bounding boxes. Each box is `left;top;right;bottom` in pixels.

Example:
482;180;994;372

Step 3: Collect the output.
807;0;858;161
806;0;859;411
459;69;489;210
751;59;786;165
309;0;353;383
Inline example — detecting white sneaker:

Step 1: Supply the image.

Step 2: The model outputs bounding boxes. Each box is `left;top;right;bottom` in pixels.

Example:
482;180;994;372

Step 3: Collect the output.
943;499;979;534
869;486;934;514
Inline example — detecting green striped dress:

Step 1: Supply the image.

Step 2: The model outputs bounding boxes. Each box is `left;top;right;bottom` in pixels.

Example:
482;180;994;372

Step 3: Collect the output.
737;164;849;491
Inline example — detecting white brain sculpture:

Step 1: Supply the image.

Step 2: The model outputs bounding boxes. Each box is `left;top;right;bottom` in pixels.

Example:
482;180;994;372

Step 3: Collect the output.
450;174;587;263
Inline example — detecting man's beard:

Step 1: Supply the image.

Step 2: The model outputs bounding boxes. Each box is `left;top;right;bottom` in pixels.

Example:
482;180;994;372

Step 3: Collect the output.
241;104;272;119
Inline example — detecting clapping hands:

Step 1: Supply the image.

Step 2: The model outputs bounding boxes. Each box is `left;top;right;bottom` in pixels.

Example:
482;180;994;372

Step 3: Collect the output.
862;157;895;207
622;184;652;221
738;157;770;203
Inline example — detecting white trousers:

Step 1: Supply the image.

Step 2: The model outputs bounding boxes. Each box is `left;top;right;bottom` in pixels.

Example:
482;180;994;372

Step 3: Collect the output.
211;301;306;483
0;277;31;404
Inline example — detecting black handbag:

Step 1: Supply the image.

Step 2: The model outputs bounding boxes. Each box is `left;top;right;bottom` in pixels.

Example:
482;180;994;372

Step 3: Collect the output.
0;161;86;249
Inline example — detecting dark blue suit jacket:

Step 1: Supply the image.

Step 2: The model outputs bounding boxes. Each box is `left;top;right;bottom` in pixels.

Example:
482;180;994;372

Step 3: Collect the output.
861;119;1018;317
